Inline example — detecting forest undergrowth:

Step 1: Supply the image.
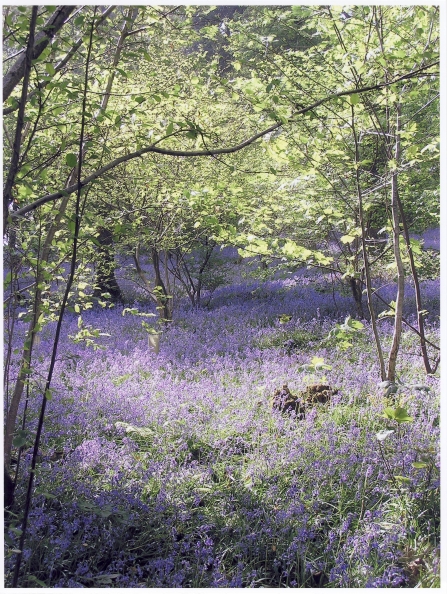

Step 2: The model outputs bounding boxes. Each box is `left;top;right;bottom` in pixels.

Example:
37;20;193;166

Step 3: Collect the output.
4;249;440;588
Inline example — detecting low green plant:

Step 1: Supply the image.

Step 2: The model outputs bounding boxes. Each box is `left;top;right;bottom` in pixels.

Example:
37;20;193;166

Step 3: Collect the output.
326;315;364;350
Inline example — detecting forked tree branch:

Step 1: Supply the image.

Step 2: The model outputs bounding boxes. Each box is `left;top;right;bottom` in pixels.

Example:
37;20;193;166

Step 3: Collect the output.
3;5;76;102
3;6;116;116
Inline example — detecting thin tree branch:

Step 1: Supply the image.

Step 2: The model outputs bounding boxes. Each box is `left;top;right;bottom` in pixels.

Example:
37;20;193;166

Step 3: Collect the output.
3;7;38;232
3;5;76;102
3;6;116;116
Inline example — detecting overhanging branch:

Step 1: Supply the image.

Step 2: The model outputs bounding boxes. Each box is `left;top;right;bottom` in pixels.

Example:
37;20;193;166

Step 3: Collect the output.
12;62;439;219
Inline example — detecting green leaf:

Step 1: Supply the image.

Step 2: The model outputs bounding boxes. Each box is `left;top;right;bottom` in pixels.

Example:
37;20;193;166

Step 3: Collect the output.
409;238;422;255
340;235;356;244
348;93;359;105
383;407;396;419
383;407;413;423
394;475;411;484
4;533;16;547
26;576;48;588
412;461;429;469
347;318;364;330
311;356;332;370
67;218;75;234
45;63;55;76
378;301;396;319
13;430;29;448
38;491;57;499
134;96;146;104
166;122;174;135
65;153;77;167
279;314;292;324
393;407;413;423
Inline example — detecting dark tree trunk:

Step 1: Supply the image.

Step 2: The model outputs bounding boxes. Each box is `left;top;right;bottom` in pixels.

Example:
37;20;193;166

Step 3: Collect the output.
349;277;364;318
93;227;123;302
4;465;15;509
259;255;268;270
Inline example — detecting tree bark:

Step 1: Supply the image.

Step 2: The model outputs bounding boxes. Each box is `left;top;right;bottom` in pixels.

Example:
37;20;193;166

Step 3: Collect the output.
151;248;173;322
349;277;364;319
133;245;173;320
395;191;436;374
4;465;15;509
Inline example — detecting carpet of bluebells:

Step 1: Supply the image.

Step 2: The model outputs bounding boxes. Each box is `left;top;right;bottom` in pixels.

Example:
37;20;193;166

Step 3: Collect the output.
4;234;440;587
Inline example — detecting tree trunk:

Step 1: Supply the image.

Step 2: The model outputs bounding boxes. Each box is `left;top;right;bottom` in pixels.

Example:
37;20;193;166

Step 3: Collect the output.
93;227;123;302
4;465;15;509
349;277;364;318
387;105;405;383
351;105;386;379
151;248;173;322
396;193;436;374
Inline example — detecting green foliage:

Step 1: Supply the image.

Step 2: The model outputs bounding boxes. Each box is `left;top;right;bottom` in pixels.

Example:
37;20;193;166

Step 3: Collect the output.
298;356;332;373
278;314;292;324
123;306;161;337
413;248;440;281
382;406;413;424
326;316;364;350
12;429;31;449
68;316;110;350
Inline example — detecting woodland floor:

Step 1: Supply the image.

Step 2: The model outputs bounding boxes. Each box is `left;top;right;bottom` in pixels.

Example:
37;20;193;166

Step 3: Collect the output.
5;234;440;588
